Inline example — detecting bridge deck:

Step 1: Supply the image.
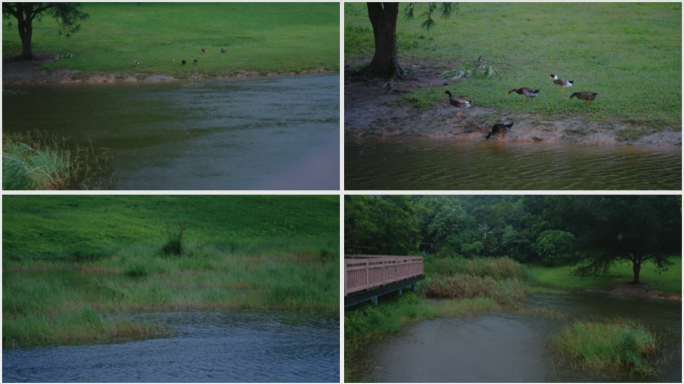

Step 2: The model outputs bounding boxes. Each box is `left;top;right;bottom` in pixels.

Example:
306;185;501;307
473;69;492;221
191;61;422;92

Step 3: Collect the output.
345;255;424;296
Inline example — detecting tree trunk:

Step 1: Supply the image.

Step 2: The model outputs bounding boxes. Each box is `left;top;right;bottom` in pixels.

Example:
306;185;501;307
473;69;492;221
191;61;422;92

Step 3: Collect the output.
353;3;405;79
632;260;641;284
16;4;37;60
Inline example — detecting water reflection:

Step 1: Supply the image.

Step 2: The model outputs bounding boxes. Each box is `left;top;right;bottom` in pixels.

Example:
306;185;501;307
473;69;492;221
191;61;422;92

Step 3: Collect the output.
2;75;340;190
345;137;681;190
2;310;340;383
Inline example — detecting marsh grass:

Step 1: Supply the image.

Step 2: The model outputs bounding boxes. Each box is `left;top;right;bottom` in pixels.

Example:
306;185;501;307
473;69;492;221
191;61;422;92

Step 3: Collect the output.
345;2;681;127
2;130;115;190
552;318;660;377
424;274;528;306
2;3;339;76
425;256;535;282
3;195;339;349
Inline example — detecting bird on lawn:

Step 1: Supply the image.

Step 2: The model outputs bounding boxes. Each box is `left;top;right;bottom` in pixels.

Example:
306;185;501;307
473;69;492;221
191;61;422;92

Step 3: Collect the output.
201;48;207;54
549;74;574;92
194;59;198;64
486;122;514;140
221;47;227;53
507;87;541;103
570;91;599;104
444;90;472;116
133;60;139;67
182;60;186;66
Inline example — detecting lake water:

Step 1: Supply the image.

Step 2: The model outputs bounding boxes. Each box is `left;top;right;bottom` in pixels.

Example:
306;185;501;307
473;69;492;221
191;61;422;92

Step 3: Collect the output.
2;310;340;382
367;293;681;382
345;137;682;190
2;75;340;190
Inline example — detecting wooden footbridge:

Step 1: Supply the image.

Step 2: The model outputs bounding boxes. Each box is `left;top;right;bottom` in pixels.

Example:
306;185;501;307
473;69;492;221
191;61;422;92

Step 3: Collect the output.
344;255;425;308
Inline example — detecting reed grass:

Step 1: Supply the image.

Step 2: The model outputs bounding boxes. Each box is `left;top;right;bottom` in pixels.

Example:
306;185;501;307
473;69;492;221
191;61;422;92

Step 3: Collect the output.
2;130;115;190
552;318;659;377
425;257;535;282
424;274;528;306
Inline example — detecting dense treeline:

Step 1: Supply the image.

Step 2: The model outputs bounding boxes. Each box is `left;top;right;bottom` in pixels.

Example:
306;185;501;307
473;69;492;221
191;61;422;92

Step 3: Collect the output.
345;195;681;282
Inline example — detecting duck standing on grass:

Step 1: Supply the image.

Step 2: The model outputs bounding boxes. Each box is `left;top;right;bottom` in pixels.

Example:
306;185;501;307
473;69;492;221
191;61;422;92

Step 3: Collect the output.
507;87;541;103
486;122;514;140
570;91;599;104
134;60;139;67
221;47;227;53
194;59;198;65
201;48;207;54
549;74;574;92
444;90;472;116
182;60;186;66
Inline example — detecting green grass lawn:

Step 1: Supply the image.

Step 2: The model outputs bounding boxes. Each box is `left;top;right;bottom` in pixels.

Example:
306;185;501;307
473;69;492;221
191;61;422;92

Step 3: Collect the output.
3;195;339;260
3;3;339;76
3;195;339;348
345;3;681;128
532;256;681;294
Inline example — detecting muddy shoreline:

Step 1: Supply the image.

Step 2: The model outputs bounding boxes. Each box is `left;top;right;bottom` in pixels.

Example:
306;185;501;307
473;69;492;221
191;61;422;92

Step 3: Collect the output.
2;56;337;85
344;63;682;149
586;281;682;302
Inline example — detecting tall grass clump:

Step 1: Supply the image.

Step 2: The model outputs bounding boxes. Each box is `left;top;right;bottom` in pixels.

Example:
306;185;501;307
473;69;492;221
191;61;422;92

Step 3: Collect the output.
2;130;116;190
161;221;188;256
424;274;528;306
425;257;535;282
552;318;659;377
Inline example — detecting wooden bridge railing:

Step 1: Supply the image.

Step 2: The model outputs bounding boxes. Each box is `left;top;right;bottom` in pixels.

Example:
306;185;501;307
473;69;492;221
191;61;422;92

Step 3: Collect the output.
344;255;424;296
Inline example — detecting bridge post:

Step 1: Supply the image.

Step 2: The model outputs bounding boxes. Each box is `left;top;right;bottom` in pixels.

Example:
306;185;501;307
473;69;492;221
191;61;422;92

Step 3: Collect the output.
397;287;402;296
412;283;417;292
372;296;378;306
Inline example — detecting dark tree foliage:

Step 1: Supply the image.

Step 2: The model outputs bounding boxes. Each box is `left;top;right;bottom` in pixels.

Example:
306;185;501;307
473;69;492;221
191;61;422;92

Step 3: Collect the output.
546;196;681;283
352;2;454;79
344;195;421;255
2;3;89;60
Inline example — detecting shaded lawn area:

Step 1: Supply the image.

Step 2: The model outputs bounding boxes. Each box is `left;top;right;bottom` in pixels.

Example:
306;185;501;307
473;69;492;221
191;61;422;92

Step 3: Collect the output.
532;255;681;294
345;2;681;128
2;3;339;76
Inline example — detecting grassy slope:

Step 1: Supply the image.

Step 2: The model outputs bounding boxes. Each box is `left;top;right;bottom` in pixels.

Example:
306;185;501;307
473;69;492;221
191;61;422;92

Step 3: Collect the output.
3;195;339;259
532;256;682;294
2;3;339;76
345;3;682;128
3;195;339;348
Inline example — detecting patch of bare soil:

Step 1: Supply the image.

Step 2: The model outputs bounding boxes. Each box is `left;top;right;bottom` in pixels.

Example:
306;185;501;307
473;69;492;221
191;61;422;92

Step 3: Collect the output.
587;281;681;301
344;61;681;149
3;54;335;85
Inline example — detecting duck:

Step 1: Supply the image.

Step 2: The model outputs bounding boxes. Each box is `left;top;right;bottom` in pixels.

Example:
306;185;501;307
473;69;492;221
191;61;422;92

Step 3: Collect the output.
444;90;472;116
507;87;541;103
182;60;186;66
486;122;514;140
570;91;599;104
221;47;227;53
194;59;198;64
133;60;139;67
201;48;207;54
549;74;574;92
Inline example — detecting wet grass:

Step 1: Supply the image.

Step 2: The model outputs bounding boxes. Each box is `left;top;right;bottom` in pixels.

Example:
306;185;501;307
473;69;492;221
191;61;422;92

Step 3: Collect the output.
425;256;535;282
532;255;682;294
2;130;115;190
424;274;528;306
3;196;339;349
2;3;339;76
345;2;681;128
552;318;661;378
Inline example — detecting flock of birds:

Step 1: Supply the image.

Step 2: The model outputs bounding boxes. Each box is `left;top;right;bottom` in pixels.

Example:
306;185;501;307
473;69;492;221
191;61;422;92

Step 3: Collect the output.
133;47;228;67
443;73;600;140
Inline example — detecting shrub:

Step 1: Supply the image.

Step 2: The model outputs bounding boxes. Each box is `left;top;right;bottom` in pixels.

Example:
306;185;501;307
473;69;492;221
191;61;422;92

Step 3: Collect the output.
162;220;187;256
536;230;575;266
423;274;527;306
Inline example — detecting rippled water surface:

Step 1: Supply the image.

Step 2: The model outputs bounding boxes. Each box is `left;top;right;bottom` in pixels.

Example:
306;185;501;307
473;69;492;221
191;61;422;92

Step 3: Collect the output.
345;137;681;190
3;310;339;382
3;75;339;190
368;293;681;382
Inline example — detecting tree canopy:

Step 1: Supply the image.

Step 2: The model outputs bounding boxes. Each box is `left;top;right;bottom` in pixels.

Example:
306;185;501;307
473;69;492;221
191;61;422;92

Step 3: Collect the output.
3;2;89;60
344;195;681;283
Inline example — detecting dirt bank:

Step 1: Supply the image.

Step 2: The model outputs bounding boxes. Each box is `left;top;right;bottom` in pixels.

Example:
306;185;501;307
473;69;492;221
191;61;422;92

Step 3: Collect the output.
2;56;335;85
345;63;681;149
587;281;681;301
